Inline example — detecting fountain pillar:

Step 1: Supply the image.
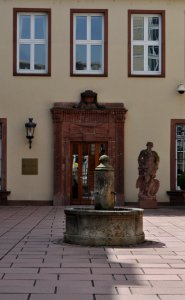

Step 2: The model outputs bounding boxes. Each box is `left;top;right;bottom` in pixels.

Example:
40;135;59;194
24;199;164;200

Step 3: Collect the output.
94;155;115;210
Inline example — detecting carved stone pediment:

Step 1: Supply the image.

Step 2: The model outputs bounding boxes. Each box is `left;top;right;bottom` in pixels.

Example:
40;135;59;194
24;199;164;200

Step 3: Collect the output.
73;90;105;109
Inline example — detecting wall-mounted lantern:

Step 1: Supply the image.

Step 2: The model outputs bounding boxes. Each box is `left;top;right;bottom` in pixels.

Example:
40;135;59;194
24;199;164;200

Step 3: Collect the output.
25;118;37;149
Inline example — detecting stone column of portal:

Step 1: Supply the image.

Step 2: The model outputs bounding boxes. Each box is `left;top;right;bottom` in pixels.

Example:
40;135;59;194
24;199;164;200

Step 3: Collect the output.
94;155;115;210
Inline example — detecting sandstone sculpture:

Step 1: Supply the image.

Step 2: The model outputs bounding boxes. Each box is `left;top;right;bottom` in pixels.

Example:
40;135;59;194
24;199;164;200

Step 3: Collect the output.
136;142;160;208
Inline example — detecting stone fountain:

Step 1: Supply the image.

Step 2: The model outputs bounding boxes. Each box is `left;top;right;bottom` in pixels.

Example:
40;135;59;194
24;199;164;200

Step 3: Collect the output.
64;155;145;246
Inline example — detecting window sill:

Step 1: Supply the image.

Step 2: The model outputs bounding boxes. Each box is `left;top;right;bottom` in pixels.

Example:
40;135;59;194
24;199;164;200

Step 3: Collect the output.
13;72;51;77
71;73;108;77
128;73;165;78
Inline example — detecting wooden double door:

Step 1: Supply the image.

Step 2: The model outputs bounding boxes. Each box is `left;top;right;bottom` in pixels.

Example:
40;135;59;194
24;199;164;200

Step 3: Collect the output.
71;142;107;204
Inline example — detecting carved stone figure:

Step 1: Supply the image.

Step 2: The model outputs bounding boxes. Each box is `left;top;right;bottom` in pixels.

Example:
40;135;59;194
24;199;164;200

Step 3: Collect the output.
136;142;160;208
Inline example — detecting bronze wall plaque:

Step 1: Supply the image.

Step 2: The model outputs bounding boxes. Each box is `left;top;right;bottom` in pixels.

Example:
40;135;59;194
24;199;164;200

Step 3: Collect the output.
22;159;38;175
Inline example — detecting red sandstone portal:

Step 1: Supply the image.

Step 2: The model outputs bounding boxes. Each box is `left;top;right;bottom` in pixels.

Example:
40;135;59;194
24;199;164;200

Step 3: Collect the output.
51;91;127;206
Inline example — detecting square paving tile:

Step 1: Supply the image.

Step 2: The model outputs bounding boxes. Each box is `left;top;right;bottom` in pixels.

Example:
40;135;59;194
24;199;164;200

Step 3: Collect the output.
0;206;184;299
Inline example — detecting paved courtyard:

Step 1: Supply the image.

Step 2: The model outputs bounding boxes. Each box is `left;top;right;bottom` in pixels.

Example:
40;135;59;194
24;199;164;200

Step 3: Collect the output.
0;206;185;299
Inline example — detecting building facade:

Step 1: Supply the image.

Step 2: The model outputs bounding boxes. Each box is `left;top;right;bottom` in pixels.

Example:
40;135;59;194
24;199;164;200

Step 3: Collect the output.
1;0;185;206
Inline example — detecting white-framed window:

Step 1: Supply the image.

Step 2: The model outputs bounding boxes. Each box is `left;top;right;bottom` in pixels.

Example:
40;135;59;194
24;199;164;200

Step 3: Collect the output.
17;12;48;74
73;13;104;74
176;124;185;189
131;14;162;75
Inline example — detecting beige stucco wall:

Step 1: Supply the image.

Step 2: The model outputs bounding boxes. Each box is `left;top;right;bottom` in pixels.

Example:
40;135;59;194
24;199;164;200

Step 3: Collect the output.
0;0;185;202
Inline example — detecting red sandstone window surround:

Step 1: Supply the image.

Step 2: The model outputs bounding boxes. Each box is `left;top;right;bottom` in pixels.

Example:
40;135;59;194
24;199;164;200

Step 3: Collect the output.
13;8;51;76
70;9;108;76
128;10;165;77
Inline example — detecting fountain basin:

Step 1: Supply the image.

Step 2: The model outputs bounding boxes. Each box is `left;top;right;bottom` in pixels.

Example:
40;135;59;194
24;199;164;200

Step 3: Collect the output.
64;207;145;246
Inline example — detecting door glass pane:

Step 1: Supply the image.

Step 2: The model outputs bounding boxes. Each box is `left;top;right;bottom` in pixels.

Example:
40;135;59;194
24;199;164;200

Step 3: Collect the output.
19;15;31;39
148;17;159;41
85;144;96;199
82;144;89;198
72;144;78;199
76;45;87;70
34;44;46;70
91;16;102;40
133;16;144;40
148;46;159;71
35;15;47;39
99;143;106;156
19;44;30;69
133;45;144;71
91;45;102;70
76;16;87;40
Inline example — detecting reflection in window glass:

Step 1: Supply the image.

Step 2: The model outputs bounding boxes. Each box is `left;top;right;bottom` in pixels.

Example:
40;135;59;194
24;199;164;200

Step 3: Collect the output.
133;45;144;71
176;125;185;188
35;15;46;39
19;15;31;39
91;45;102;70
82;144;89;198
76;16;87;40
99;144;106;156
74;13;104;74
133;16;144;40
34;45;46;70
76;45;87;70
17;12;48;73
148;17;159;41
131;14;162;75
19;44;30;69
91;16;102;40
148;46;159;71
177;125;185;137
72;144;79;199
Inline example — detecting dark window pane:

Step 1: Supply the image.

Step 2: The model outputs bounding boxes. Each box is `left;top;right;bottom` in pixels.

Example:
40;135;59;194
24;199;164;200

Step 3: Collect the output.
148;46;159;71
91;16;102;40
19;15;31;39
35;15;47;39
34;44;46;70
176;125;185;137
76;45;87;70
148;17;159;41
19;44;30;69
99;143;106;156
76;16;87;40
91;45;102;70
